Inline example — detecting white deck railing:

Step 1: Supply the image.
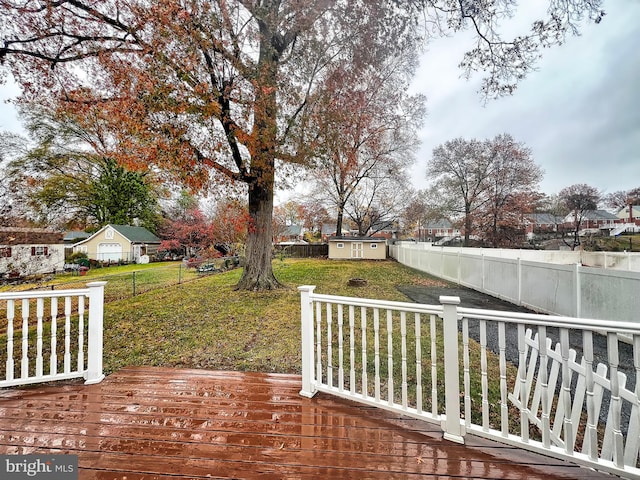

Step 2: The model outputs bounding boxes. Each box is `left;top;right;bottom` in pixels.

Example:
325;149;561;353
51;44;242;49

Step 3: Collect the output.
0;282;106;387
299;286;640;479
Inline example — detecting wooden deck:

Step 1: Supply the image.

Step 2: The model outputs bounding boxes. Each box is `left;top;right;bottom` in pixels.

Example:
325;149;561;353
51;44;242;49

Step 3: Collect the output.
0;366;612;479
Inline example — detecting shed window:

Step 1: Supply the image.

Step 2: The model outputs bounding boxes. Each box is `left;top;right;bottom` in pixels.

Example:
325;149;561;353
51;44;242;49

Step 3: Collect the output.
370;243;378;249
336;243;344;249
0;247;11;258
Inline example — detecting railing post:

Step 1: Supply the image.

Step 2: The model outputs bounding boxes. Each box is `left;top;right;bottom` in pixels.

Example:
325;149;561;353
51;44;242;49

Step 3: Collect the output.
298;285;317;398
85;281;107;385
440;295;464;444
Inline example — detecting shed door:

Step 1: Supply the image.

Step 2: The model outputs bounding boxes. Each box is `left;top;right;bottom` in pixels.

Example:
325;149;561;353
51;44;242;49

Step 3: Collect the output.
98;243;122;262
351;242;363;259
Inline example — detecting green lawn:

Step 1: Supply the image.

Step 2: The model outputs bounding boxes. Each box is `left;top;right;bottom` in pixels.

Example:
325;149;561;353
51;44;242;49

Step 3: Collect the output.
102;258;447;375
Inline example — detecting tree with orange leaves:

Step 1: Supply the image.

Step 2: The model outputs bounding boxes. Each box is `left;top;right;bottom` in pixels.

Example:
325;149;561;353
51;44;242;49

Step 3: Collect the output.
0;1;605;289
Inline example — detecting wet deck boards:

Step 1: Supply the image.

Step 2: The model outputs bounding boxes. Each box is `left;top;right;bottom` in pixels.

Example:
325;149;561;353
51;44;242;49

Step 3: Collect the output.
0;366;611;479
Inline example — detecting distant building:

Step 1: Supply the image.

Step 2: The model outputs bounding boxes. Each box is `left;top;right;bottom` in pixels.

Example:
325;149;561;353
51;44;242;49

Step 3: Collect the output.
327;237;386;260
0;227;65;277
72;224;161;263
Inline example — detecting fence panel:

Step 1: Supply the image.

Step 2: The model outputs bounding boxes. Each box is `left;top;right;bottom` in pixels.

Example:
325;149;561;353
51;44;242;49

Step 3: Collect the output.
390;243;640;325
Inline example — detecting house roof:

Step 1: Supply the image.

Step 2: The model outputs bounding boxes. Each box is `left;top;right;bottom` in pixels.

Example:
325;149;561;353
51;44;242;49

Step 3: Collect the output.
63;230;91;242
563;209;619;223
0;227;64;246
74;224;161;246
283;224;303;236
329;236;386;243
424;218;453;229
321;224;349;235
527;213;563;225
110;225;161;243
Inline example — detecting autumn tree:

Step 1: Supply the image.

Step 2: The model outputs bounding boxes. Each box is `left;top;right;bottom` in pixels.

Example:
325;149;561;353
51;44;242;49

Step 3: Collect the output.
158;207;215;258
209;199;250;256
428;135;542;246
427;138;492;246
474;134;543;247
310;49;425;237
0;0;605;289
3;107;162;230
344;167;409;237
558;183;601;249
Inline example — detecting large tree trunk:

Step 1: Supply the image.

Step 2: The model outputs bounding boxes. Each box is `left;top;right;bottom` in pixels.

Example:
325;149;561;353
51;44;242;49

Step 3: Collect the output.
236;17;282;290
236;176;281;290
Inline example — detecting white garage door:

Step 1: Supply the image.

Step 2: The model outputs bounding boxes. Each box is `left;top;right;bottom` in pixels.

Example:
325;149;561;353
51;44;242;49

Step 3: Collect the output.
98;243;123;262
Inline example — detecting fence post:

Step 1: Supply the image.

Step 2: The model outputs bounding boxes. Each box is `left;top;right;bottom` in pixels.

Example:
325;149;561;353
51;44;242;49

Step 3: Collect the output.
575;263;582;318
298;285;317;398
85;281;107;385
440;295;464;444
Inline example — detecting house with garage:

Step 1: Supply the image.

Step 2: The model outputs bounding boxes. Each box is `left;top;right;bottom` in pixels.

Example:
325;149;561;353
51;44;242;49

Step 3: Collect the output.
327;236;387;260
0;227;65;278
72;224;161;263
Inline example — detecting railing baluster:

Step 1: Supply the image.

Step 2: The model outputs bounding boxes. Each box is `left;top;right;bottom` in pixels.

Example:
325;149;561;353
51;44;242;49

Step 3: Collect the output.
430;314;438;417
373;308;380;401
64;296;72;373
387;309;393;406
624;334;640;466
401;311;408;410
36;297;44;377
559;328;574;453
539;326;551;449
582;330;598;460
517;324;529;442
337;304;344;392
349;305;355;395
415;313;422;415
498;321;508;437
463;317;471;428
77;294;85;373
6;300;15;381
607;332;624;468
361;306;368;398
315;301;322;385
21;299;29;379
326;303;333;389
50;297;58;376
480;319;489;431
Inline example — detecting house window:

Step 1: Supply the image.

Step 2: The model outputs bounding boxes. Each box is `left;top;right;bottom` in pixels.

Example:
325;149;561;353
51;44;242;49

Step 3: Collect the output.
31;246;49;256
0;247;11;258
370;243;378;249
336;243;344;249
76;245;88;254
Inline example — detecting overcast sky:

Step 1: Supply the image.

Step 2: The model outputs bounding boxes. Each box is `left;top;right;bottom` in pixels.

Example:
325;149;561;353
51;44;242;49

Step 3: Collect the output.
1;2;639;201
409;1;640;197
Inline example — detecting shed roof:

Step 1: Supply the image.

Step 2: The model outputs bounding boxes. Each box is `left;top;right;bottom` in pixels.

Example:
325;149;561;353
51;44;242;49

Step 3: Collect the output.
73;224;161;246
329;236;386;242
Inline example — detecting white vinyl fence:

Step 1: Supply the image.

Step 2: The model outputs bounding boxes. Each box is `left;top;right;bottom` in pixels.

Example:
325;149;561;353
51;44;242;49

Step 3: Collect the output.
299;286;640;479
389;243;640;324
0;282;106;387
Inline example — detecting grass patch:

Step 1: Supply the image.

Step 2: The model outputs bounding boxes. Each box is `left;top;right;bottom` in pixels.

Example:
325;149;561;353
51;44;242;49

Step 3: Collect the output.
102;258;439;375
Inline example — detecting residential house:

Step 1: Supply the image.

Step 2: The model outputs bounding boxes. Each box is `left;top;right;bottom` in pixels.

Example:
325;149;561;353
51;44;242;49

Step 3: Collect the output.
274;224;305;244
524;213;564;239
416;219;461;243
562;209;619;234
327;236;387;260
72;224;161;263
321;224;351;243
63;230;91;245
615;205;640;224
0;227;65;278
